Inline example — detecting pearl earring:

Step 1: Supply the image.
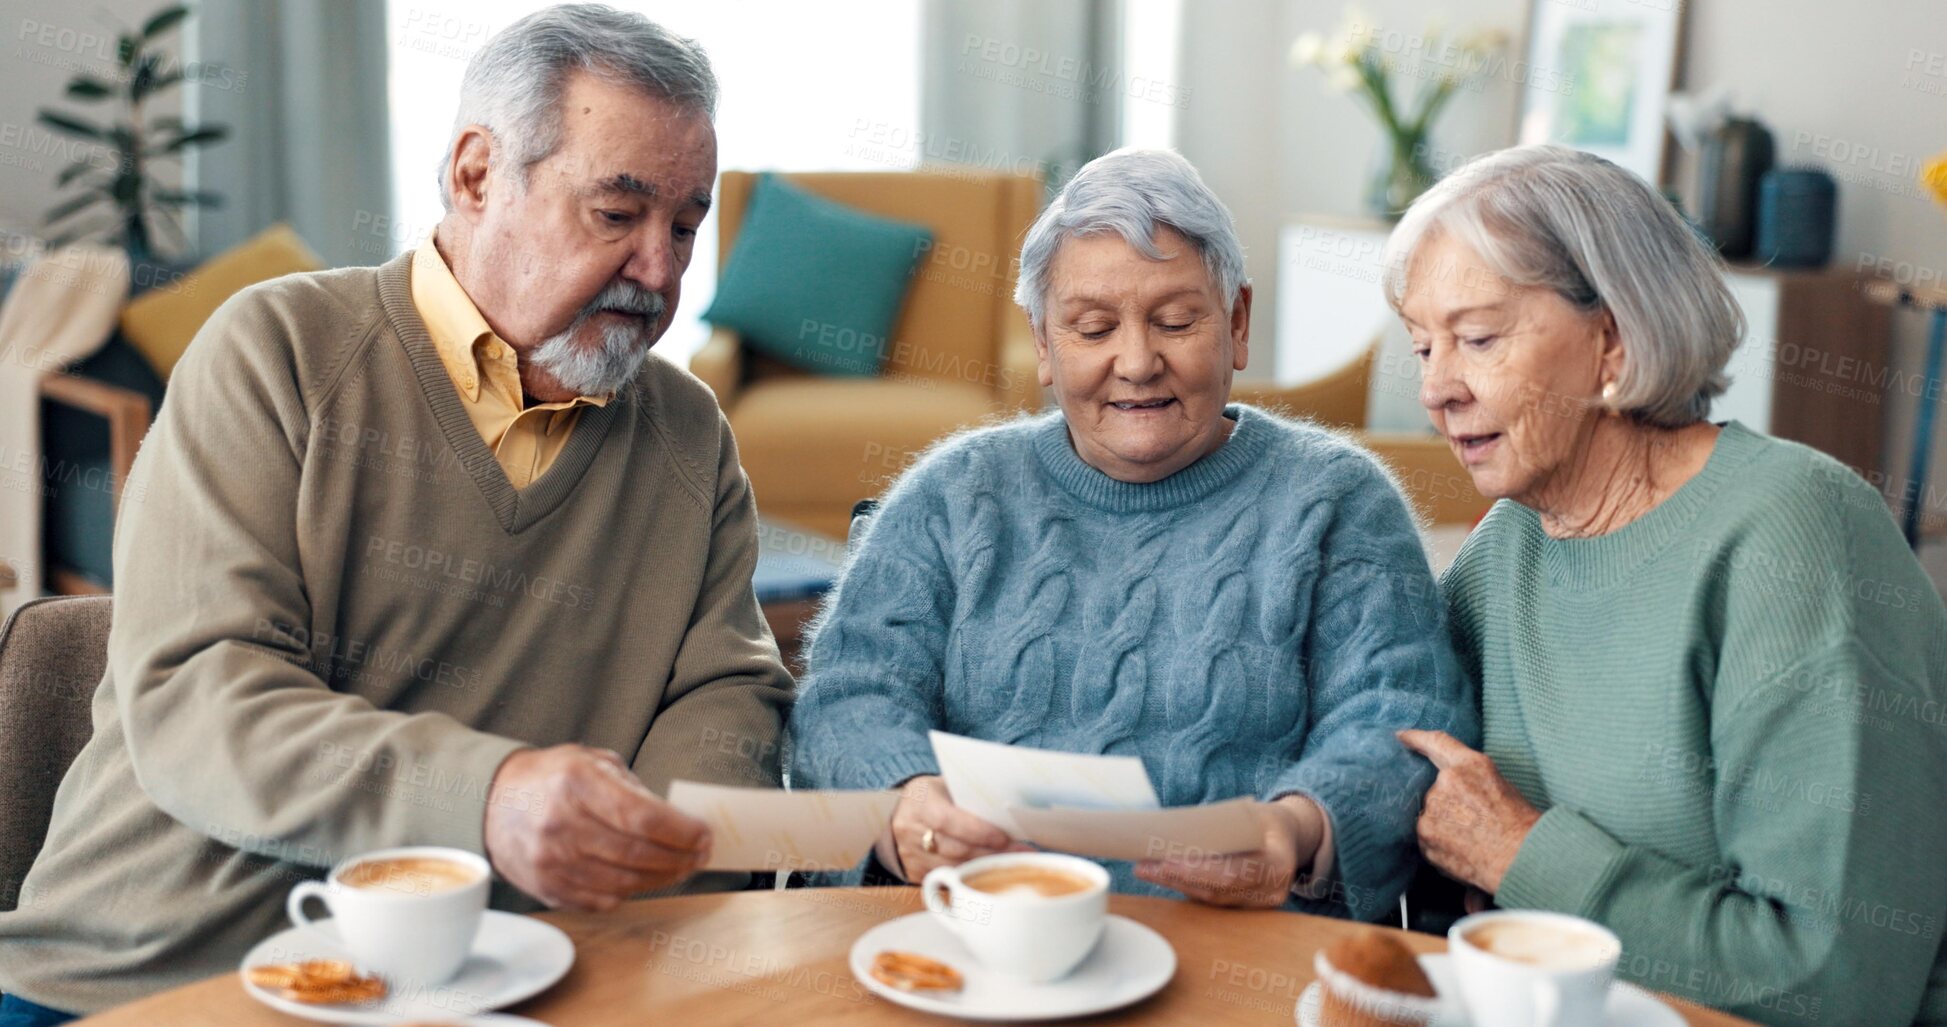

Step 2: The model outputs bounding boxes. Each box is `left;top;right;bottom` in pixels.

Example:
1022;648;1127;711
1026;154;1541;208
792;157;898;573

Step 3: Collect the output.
1601;380;1618;403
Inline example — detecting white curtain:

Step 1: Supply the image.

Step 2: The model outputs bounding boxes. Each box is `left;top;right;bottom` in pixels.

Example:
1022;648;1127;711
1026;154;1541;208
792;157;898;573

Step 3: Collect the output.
190;0;393;267
920;0;1120;190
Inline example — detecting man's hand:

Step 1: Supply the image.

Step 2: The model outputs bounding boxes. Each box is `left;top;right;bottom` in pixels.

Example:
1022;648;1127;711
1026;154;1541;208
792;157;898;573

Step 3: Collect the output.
1397;729;1540;895
1134;795;1325;908
483;745;711;911
877;775;1022;882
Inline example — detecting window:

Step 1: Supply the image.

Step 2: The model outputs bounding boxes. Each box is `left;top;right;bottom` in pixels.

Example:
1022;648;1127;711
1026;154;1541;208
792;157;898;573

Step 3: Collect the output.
385;1;921;362
1117;0;1182;150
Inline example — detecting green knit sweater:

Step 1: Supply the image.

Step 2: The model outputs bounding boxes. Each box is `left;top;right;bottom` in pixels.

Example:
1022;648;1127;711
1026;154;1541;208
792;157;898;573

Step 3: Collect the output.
1442;422;1947;1026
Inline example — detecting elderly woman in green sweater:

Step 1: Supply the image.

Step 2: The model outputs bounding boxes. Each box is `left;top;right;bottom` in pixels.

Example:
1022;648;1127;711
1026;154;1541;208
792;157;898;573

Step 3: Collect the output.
1387;144;1947;1026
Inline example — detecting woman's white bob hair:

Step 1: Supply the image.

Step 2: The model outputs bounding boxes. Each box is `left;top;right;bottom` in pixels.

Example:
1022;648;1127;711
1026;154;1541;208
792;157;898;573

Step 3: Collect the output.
1014;147;1247;331
1381;145;1744;428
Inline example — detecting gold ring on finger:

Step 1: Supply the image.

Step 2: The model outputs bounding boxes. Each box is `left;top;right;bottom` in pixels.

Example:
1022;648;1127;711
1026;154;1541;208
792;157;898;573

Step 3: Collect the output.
921;828;938;853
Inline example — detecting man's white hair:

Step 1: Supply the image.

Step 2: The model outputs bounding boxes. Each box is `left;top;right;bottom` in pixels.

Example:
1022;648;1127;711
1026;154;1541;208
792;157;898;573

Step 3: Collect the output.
438;3;717;209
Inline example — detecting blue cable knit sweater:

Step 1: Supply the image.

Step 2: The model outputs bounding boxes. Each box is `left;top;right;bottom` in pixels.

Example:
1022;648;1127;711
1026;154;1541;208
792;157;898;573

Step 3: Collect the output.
788;404;1479;920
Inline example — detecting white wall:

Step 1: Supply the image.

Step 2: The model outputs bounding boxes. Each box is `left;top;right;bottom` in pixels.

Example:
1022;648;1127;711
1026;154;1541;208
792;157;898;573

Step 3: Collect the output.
1179;0;1947;520
1177;0;1526;383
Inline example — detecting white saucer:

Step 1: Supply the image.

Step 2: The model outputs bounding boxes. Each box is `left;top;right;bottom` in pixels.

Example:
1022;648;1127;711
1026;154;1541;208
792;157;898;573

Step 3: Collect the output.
850;912;1175;1021
1296;953;1684;1027
240;910;574;1025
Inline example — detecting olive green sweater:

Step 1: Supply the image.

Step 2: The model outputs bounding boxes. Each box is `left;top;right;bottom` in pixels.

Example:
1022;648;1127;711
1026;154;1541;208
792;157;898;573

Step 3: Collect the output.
1443;422;1947;1026
0;253;792;1012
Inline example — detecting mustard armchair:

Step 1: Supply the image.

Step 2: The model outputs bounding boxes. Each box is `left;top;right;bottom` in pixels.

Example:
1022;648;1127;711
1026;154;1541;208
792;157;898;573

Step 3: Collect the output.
693;170;1044;539
1231;336;1376;430
1232;337;1491;526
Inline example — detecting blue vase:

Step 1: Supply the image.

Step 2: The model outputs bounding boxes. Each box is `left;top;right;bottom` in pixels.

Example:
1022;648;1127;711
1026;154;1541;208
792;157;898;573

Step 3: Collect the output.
1754;168;1837;268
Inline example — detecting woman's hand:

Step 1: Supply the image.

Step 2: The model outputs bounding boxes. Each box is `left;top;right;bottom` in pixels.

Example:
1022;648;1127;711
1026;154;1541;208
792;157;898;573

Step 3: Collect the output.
878;775;1022;882
1133;795;1325;908
1398;729;1541;895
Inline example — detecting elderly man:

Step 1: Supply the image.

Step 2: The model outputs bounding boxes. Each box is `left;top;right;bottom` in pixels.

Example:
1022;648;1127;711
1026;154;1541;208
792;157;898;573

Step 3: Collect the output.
0;6;789;1022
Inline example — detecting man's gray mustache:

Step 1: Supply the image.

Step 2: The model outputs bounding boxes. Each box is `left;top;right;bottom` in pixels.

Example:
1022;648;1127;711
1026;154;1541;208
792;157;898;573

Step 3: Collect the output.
584;282;665;322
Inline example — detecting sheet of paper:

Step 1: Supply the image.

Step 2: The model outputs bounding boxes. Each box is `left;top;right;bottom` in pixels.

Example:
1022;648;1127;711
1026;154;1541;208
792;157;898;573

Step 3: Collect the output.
666;781;897;872
1009;797;1266;862
929;730;1161;837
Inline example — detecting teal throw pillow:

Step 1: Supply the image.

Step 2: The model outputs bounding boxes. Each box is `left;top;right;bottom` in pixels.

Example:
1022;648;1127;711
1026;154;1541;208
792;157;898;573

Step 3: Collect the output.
703;174;932;377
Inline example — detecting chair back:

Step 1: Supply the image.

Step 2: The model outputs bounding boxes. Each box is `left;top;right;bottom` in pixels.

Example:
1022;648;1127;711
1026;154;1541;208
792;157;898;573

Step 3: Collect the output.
1231;336;1378;429
715;170;1042;389
0;595;109;912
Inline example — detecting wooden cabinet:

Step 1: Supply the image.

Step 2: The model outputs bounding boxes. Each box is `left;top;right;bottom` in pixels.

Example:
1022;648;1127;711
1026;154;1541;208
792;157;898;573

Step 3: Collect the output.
1716;264;1891;478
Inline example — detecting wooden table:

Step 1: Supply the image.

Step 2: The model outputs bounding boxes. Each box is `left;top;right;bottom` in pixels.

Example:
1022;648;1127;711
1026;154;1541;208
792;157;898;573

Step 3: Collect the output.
79;887;1756;1025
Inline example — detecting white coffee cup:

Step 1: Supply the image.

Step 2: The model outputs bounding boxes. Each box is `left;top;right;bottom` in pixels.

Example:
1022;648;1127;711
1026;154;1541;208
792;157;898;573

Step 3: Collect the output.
921;852;1109;983
1449;910;1621;1027
286;846;490;986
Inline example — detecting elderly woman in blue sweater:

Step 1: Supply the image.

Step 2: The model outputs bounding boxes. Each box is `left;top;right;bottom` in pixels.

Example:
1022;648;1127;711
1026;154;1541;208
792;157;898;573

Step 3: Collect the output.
788;148;1477;920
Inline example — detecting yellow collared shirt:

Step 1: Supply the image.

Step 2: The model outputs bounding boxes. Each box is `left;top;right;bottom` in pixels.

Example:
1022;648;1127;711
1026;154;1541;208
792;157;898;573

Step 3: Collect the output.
409;235;609;489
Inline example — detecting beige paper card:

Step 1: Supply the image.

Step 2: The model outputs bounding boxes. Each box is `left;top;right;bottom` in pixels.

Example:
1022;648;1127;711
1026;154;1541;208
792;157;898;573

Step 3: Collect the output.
1008;796;1266;862
667;781;898;872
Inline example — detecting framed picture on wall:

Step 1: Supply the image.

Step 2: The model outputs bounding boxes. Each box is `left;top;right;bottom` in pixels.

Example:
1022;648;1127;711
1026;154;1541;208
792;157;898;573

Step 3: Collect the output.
1516;0;1685;184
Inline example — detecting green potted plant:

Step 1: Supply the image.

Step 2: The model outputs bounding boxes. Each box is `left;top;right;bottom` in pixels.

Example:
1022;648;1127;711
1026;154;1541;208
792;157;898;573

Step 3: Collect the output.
37;3;229;261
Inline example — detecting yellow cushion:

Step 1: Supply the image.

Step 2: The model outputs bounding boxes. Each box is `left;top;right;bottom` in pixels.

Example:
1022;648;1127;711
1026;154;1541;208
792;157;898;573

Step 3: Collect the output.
120;224;322;380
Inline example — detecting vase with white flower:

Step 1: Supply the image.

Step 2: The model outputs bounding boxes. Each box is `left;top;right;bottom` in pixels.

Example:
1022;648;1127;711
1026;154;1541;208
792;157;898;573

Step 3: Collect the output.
1290;7;1507;218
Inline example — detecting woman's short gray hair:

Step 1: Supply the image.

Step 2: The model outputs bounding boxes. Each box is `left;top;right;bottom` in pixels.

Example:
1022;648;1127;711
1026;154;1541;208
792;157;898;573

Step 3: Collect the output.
439;3;717;208
1381;145;1743;427
1014;148;1247;330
